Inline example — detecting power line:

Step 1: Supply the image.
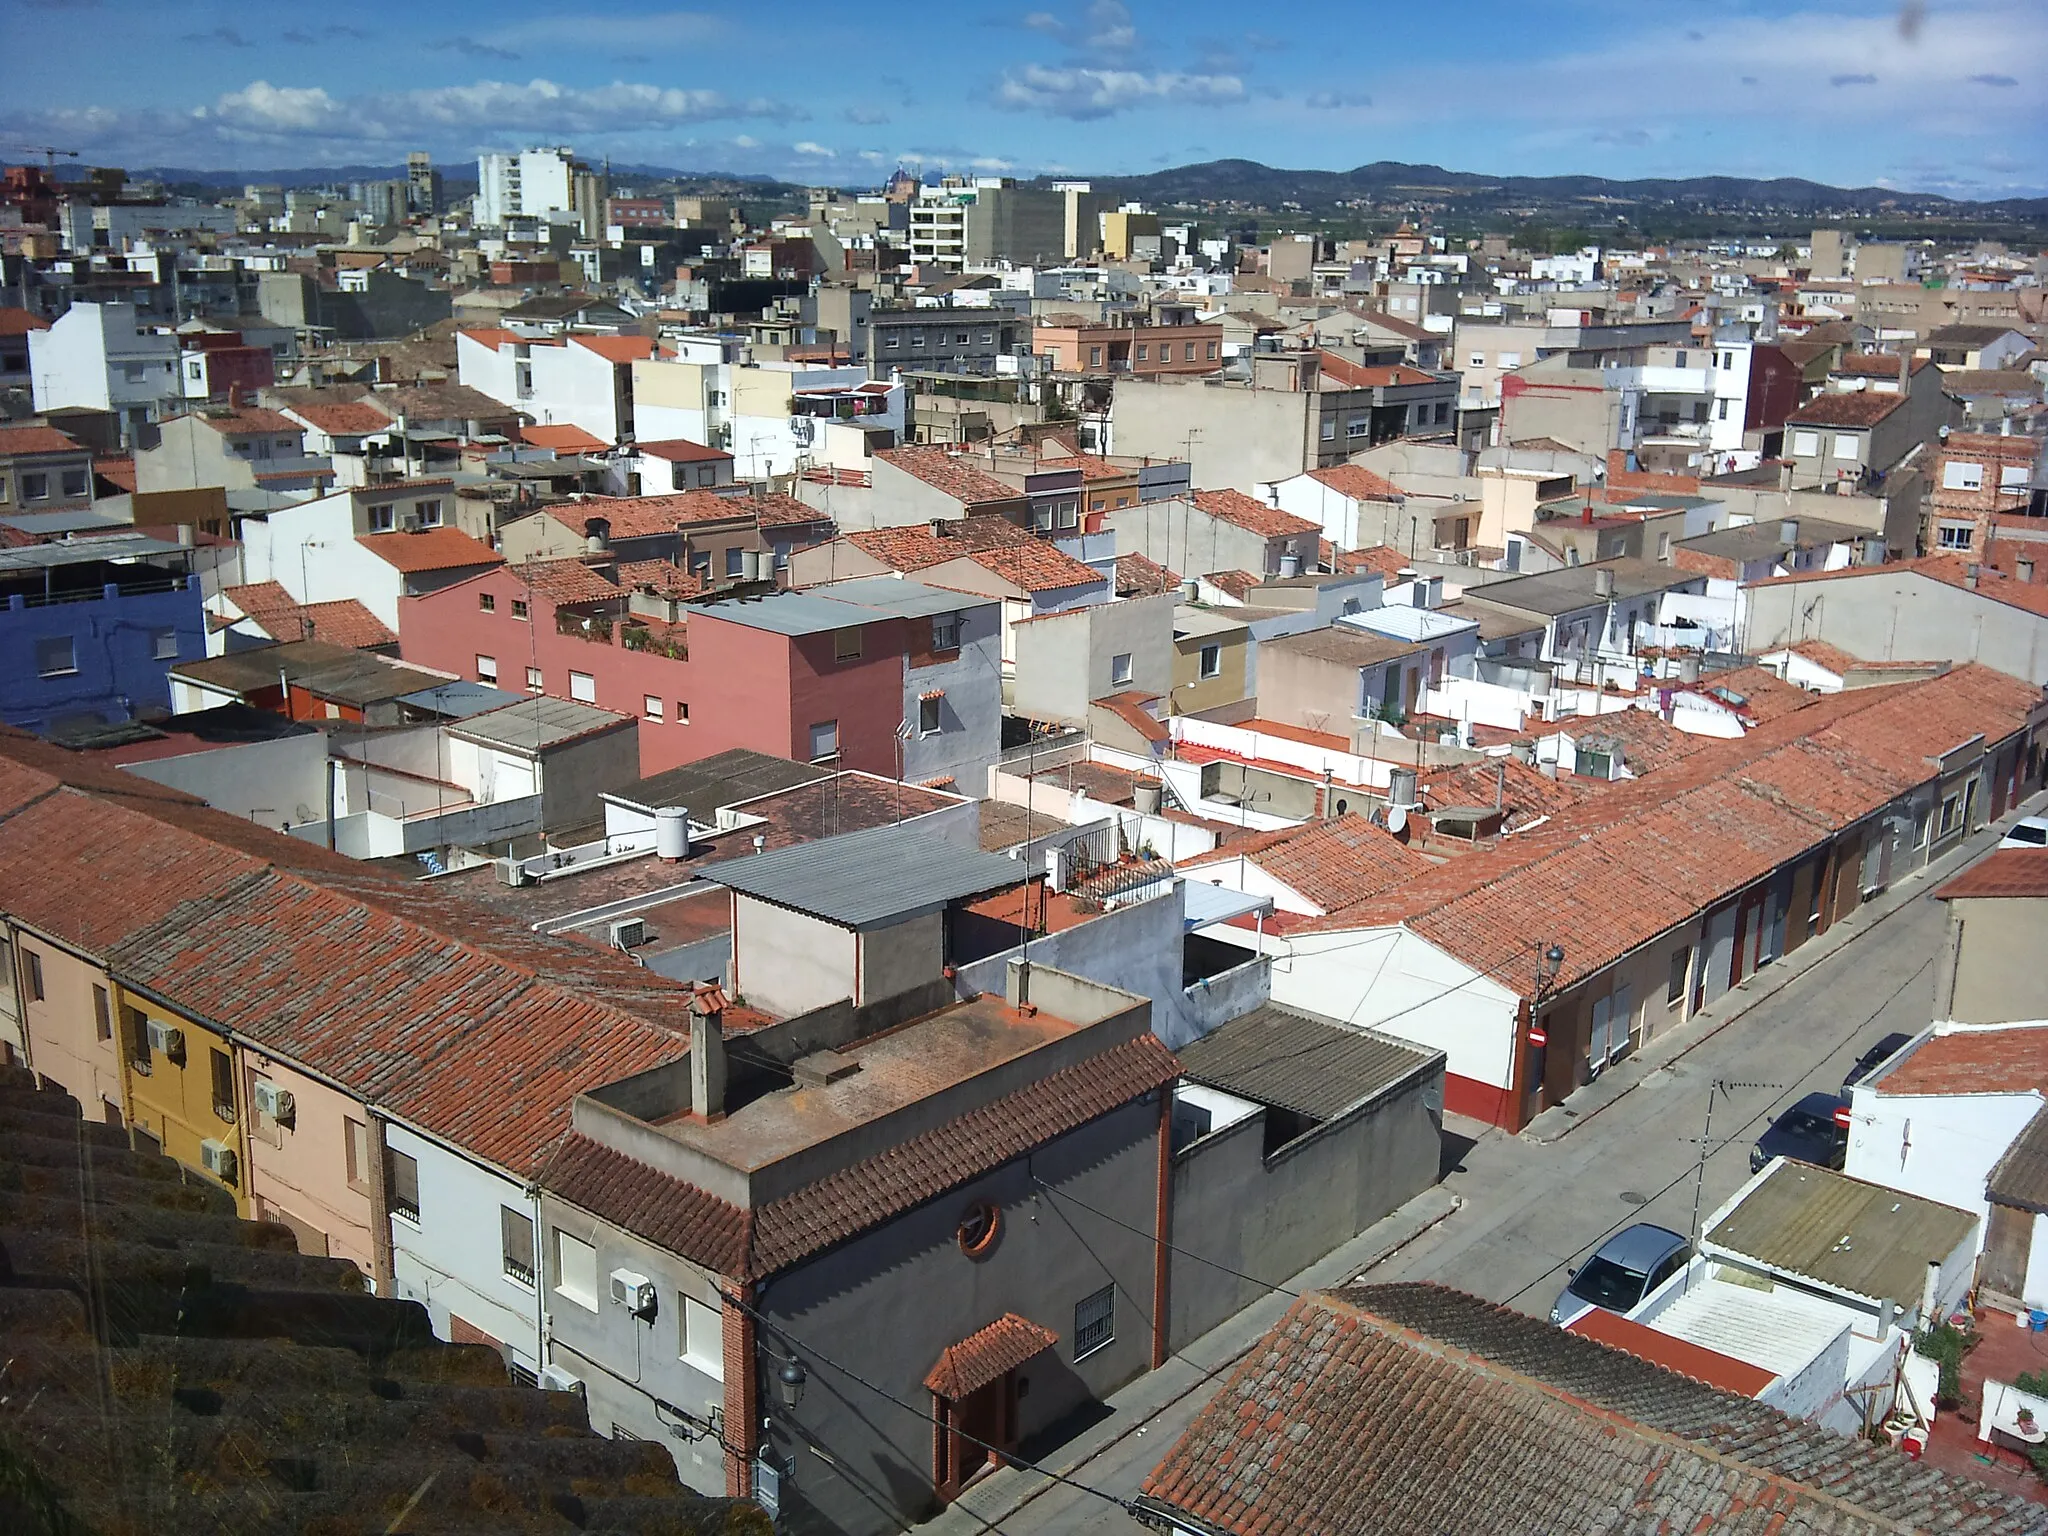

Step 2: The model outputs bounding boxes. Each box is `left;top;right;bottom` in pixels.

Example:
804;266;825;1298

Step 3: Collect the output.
1031;1174;1303;1303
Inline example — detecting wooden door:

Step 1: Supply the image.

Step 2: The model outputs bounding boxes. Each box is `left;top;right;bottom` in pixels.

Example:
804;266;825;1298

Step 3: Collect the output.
1982;1202;2032;1304
950;1375;1016;1490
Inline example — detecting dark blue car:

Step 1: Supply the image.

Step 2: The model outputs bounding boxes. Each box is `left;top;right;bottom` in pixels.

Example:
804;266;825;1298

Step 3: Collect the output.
1751;1092;1849;1174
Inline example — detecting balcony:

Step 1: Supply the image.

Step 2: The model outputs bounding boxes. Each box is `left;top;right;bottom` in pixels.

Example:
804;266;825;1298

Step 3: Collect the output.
621;621;687;660
556;611;613;644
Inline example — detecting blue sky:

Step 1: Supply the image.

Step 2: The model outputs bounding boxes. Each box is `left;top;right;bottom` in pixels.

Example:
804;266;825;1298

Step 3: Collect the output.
4;0;2043;197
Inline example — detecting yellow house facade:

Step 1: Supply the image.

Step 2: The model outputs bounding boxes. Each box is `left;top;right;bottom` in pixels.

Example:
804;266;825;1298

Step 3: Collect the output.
114;982;250;1217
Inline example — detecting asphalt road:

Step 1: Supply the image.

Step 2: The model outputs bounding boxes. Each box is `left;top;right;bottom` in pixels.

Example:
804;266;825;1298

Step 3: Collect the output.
964;870;1954;1535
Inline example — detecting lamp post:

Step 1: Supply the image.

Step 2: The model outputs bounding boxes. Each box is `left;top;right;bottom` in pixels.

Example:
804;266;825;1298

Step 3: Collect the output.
776;1352;807;1413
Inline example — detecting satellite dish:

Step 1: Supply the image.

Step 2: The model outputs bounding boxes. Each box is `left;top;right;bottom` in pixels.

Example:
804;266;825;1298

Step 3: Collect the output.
1388;804;1409;834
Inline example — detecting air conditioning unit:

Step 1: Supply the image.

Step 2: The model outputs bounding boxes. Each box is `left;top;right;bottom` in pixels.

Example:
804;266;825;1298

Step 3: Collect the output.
145;1019;185;1058
609;1269;657;1316
609;917;648;950
252;1080;295;1123
200;1139;238;1184
399;511;422;532
538;1363;585;1395
496;857;534;887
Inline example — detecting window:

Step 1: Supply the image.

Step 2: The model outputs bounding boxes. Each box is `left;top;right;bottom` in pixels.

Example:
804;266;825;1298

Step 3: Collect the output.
1074;1284;1115;1359
884;333;899;349
526;665;544;691
725;546;745;577
475;655;498;683
1346;417;1369;438
344;1117;370;1194
956;331;970;346
510;598;529;621
1469;353;1486;369
1136;344;1148;362
1198;642;1222;680
643;694;664;721
146;625;176;662
689;551;711;577
1938;793;1961;837
1320;418;1336;441
1434;401;1450;424
834;626;863;662
911;329;926;348
367;504;395;533
25;949;44;1002
93;984;111;1040
1916;810;1932;848
930;612;961;651
808;720;839;763
1937;525;1973;551
674;1295;725;1378
697;465;719;487
1206;340;1218;360
678;701;690;724
501;1206;536;1286
1184;341;1196;361
1667;947;1690;1005
1942;461;1985;492
60;469;88;499
980;330;995;345
1672;351;1688;369
2002;465;2032;492
123;1006;151;1074
34;636;76;678
20;472;49;501
1089;345;1103;367
1111;652;1133;686
1833;433;1860;461
554;1228;598;1309
414;499;443;526
919;694;942;735
480;593;497;612
386;1148;420;1224
569;670;596;703
210;1048;235;1123
1792;431;1820;457
1657;531;1672;561
1716;399;1731;421
1498;350;1522;369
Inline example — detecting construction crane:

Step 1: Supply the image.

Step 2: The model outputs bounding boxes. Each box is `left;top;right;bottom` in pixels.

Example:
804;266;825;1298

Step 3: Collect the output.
15;147;80;169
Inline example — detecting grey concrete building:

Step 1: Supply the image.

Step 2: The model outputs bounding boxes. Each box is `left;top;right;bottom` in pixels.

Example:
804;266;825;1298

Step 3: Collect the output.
1740;561;2048;686
1933;850;2048;1027
1011;592;1176;727
867;307;1025;380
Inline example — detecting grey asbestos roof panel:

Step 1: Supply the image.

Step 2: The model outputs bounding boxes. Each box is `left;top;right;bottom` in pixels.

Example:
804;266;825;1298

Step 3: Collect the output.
1178;1004;1441;1121
697;822;1026;929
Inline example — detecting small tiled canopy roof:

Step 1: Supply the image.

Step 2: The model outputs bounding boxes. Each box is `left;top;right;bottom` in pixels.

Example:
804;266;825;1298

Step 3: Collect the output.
926;1314;1059;1399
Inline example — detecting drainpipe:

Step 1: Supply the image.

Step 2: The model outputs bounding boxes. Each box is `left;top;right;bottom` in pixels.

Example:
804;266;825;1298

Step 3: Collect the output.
367;1111;395;1296
1152;1088;1172;1369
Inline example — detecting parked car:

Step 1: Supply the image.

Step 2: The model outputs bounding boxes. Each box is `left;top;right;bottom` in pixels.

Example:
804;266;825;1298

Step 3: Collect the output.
1550;1224;1691;1328
1842;1032;1913;1094
1750;1092;1849;1174
2000;817;2048;850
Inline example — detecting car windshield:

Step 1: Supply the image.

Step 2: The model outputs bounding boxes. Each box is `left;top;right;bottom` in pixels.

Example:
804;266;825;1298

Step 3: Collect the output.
1568;1255;1647;1310
1780;1110;1836;1138
2013;825;2048;845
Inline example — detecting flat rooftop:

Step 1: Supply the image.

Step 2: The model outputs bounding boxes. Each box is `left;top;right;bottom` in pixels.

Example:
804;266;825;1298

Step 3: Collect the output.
1177;1004;1441;1122
1464;558;1699;616
605;748;831;819
699;822;1025;929
652;991;1076;1172
450;695;632;753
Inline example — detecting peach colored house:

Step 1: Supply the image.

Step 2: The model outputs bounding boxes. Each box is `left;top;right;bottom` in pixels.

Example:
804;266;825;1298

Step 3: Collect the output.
9;927;128;1128
238;1042;378;1274
1033;317;1222;377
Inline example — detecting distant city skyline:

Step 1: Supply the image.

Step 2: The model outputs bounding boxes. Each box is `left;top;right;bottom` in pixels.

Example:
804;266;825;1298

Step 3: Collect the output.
3;0;2045;197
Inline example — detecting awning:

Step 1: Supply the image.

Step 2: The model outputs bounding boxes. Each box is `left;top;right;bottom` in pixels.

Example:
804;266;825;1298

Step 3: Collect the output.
1181;881;1276;932
925;1314;1058;1400
920;688;946;701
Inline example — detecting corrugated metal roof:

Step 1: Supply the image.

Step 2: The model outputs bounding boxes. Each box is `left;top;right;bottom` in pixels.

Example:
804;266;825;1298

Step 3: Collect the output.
1989;1107;2048;1215
449;695;633;753
814;575;995;618
693;589;876;636
1177;1004;1441;1122
0;533;191;569
397;680;526;719
1647;1272;1859;1383
698;823;1026;929
1705;1162;1978;1305
606;748;831;820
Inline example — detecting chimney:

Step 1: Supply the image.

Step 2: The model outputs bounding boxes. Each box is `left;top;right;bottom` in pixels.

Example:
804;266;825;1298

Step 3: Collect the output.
931;517;951;538
1779;518;1798;545
584;516;610;555
1778;459;1793;492
1965;563;1980;589
689;986;728;1122
1581;503;1593;525
1594;567;1616;599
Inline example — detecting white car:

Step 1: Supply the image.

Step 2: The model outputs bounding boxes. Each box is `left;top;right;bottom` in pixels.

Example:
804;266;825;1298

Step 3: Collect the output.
2001;817;2048;850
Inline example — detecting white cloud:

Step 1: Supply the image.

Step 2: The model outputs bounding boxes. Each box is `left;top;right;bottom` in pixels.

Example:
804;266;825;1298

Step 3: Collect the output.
203;82;339;133
791;140;835;157
996;65;1246;120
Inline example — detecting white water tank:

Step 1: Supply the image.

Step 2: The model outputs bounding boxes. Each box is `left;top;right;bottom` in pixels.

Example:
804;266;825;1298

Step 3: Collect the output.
655;806;689;860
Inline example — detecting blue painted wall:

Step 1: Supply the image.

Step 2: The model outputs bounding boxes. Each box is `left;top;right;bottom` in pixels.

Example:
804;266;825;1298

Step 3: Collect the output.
0;579;208;733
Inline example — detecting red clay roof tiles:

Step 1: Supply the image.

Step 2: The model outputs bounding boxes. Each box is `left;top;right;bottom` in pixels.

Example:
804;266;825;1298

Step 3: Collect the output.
1934;848;2048;901
925;1314;1059;1398
1192;488;1318;539
1183;815;1430;914
357;527;502;573
876;446;1022;507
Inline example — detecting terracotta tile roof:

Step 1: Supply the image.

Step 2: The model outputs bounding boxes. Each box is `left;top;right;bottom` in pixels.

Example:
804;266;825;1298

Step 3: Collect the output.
1934;849;2048;901
844;516;1033;571
956;538;1104;595
1183;815;1431;913
458;327;527;351
357;526;503;573
1193;488;1319;539
195;407;301;436
1093;690;1168;745
0;423;84;456
925;1314;1059;1398
1115;551;1180;596
1321;541;1411;578
1203;569;1262;601
520;423;609;452
634;436;733;462
616;558;705;599
876;445;1020;507
543;1033;1179;1279
1880;1026;2048;1097
1685;665;1815;725
1780;637;1865;675
0;1068;754;1536
94;456;136;492
570;334;655;364
1313;351;1443;390
286;401;390;435
1143;1283;2043;1536
511;557;624;606
1833;351;1932;377
1785;391;1905;428
752;491;827;528
1064;453;1130;482
1750;554;2048;621
551;491;749;539
222;583;396;648
0;307;50;335
1420;756;1598;830
1307;463;1403;502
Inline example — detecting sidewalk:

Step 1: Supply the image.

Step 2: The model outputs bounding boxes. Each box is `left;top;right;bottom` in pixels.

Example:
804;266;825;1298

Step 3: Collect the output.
1520;793;2046;1146
923;1185;1460;1534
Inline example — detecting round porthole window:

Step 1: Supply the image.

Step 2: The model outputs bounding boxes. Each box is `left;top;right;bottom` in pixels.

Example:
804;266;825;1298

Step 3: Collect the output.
957;1201;1001;1258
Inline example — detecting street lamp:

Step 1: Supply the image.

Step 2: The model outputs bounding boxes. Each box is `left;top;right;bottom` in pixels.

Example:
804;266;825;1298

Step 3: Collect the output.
776;1352;807;1413
1535;942;1565;999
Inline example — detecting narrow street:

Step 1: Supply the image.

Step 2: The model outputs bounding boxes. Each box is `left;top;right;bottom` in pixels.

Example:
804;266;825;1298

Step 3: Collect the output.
949;853;1962;1534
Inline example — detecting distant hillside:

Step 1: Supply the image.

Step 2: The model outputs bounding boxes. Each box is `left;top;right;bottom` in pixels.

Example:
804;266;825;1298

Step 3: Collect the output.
95;163;805;199
1068;158;2048;221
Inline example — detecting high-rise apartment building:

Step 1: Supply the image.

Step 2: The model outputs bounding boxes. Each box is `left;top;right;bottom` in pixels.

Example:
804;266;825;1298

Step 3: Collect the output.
476;147;581;228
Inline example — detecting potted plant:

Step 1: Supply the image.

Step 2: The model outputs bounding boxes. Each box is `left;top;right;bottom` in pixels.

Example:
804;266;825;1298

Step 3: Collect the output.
2019;1407;2036;1431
